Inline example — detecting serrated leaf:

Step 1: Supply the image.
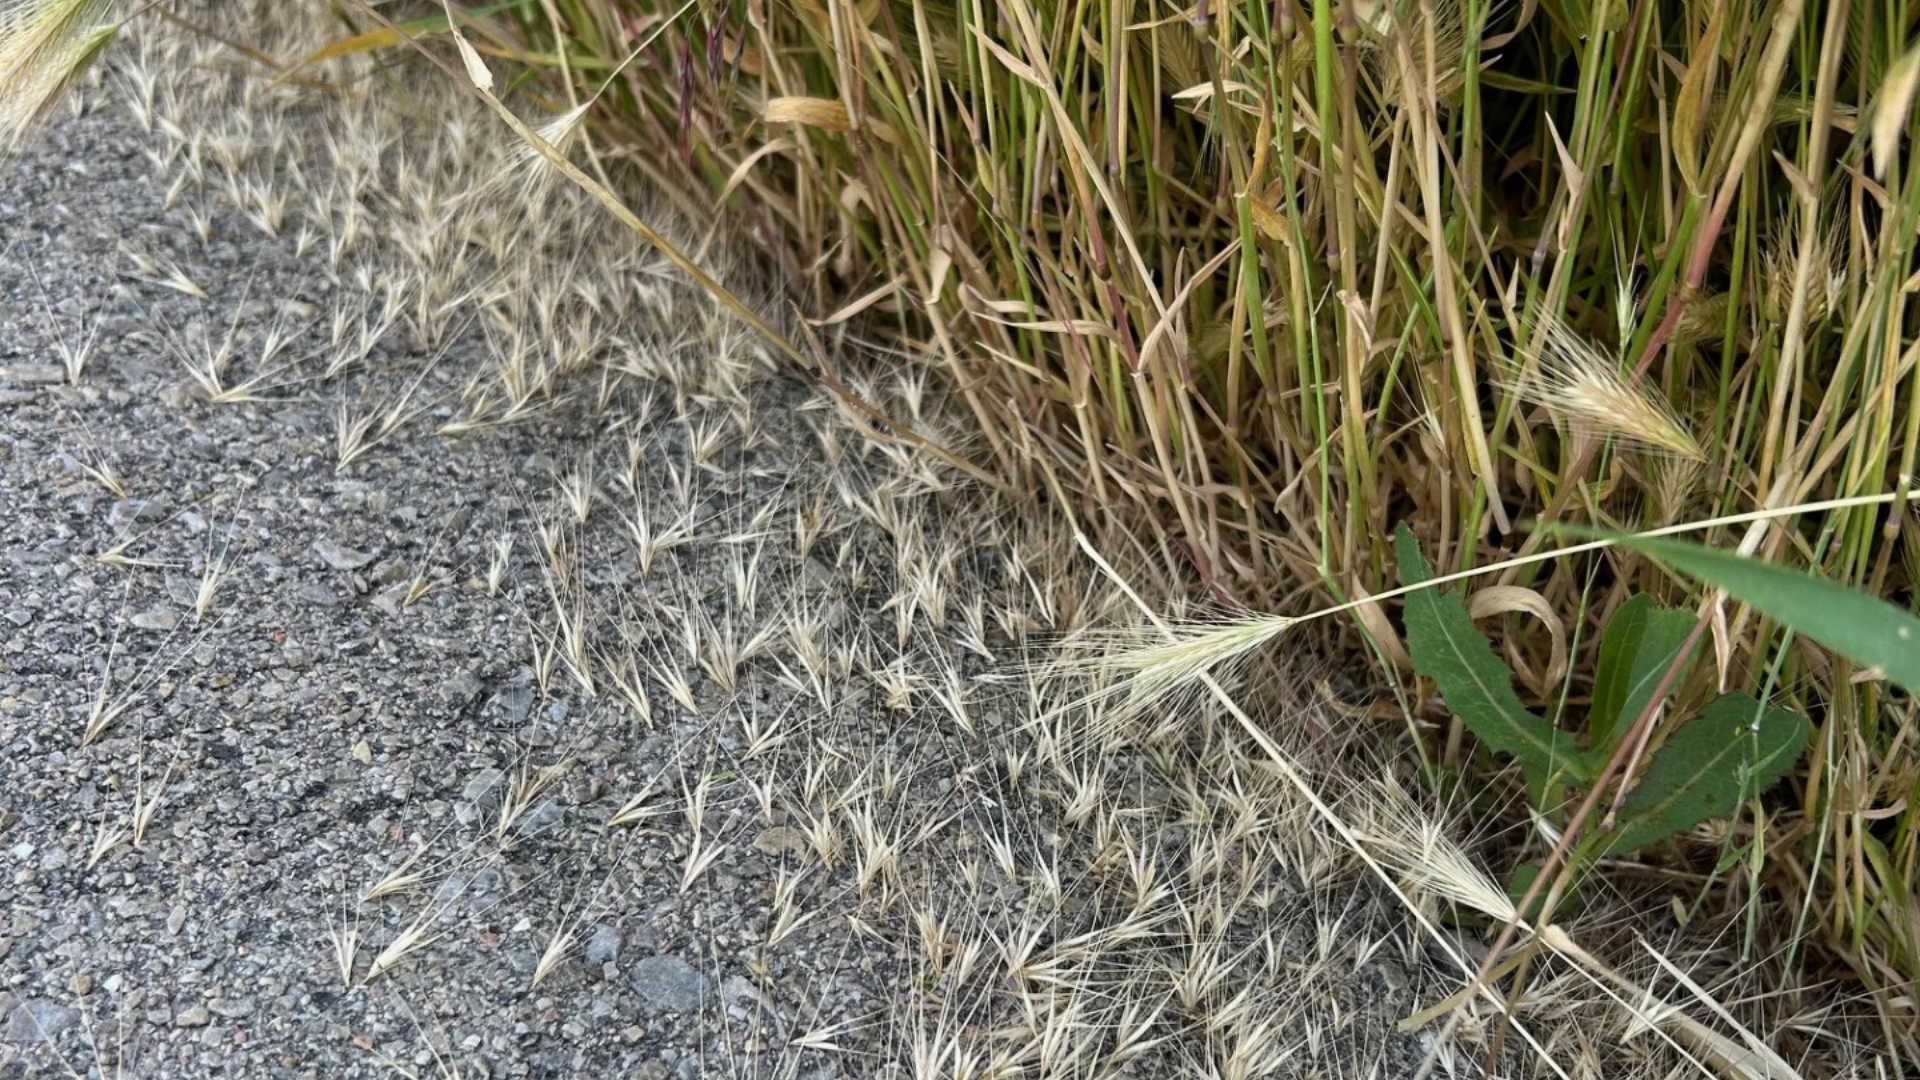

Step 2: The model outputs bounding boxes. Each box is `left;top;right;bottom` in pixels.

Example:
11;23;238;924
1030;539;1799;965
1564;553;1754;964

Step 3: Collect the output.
1557;528;1920;695
1394;525;1588;790
1588;594;1698;753
1600;692;1808;855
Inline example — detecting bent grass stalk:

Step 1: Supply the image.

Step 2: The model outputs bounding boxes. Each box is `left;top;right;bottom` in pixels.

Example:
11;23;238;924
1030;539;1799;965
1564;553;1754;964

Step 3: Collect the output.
1090;487;1920;721
1079;488;1919;1078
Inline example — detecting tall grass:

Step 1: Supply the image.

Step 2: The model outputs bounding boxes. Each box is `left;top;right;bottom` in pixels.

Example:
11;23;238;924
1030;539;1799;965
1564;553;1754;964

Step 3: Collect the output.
376;0;1917;1046
8;0;1915;1059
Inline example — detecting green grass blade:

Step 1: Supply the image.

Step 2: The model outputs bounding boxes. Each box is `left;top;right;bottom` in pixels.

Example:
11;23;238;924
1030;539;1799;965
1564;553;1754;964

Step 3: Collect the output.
1557;527;1920;694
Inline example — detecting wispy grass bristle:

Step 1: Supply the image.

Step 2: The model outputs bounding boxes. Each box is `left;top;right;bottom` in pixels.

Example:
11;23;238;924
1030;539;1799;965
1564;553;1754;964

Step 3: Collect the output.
1057;614;1298;724
4;0;1906;1074
0;0;116;149
1506;315;1706;461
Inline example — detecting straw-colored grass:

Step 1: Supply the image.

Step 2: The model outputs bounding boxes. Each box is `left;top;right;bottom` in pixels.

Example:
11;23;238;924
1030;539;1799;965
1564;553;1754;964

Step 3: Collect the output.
0;0;117;149
430;0;1917;1052
6;0;1917;1069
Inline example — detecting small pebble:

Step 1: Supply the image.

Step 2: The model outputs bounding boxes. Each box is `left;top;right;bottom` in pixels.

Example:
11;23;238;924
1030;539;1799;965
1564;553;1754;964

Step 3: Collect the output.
313;540;376;570
584;923;621;966
106;499;162;529
5;998;80;1041
2;363;66;385
131;609;180;631
295;583;341;607
628;955;707;1013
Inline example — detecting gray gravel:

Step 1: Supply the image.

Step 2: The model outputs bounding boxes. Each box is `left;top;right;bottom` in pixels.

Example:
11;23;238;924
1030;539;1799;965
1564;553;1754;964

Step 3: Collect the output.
0;14;1528;1080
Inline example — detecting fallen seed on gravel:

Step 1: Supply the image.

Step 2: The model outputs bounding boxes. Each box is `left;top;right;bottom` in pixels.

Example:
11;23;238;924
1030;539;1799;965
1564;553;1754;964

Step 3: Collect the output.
751;826;805;857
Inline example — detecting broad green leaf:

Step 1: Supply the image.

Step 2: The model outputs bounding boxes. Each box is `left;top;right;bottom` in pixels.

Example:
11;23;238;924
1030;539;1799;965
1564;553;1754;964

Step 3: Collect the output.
1559;528;1920;695
1600;692;1809;855
1394;526;1588;790
1588;594;1698;753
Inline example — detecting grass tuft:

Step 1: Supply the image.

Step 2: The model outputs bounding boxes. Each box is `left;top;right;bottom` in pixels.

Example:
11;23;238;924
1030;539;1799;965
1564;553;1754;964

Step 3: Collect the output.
428;0;1920;1041
8;0;1915;1070
0;0;116;149
1503;314;1706;462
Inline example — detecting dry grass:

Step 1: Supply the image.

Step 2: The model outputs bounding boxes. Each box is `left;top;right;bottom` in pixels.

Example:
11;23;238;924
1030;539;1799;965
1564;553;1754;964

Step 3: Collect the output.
0;0;117;149
4;0;1914;1076
396;0;1918;1058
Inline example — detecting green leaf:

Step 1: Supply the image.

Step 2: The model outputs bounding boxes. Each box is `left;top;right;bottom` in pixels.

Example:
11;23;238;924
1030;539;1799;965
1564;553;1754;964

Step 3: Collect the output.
1588;594;1698;754
1600;692;1809;855
1556;528;1920;695
1394;525;1588;790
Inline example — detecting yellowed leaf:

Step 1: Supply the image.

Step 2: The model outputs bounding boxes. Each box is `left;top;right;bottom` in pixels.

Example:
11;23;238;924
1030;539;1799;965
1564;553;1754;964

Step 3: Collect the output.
764;96;852;131
1672;13;1724;195
1347;576;1412;671
287;25;408;72
1544;116;1586;253
1466;585;1568;695
719;137;797;202
1248;196;1289;241
1872;40;1920;180
809;275;906;326
1770;149;1815;203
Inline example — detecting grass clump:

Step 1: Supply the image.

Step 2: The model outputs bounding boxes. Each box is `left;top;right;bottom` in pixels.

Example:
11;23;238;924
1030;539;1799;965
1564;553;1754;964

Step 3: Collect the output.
432;0;1915;1049
0;0;117;148
7;0;1918;1069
